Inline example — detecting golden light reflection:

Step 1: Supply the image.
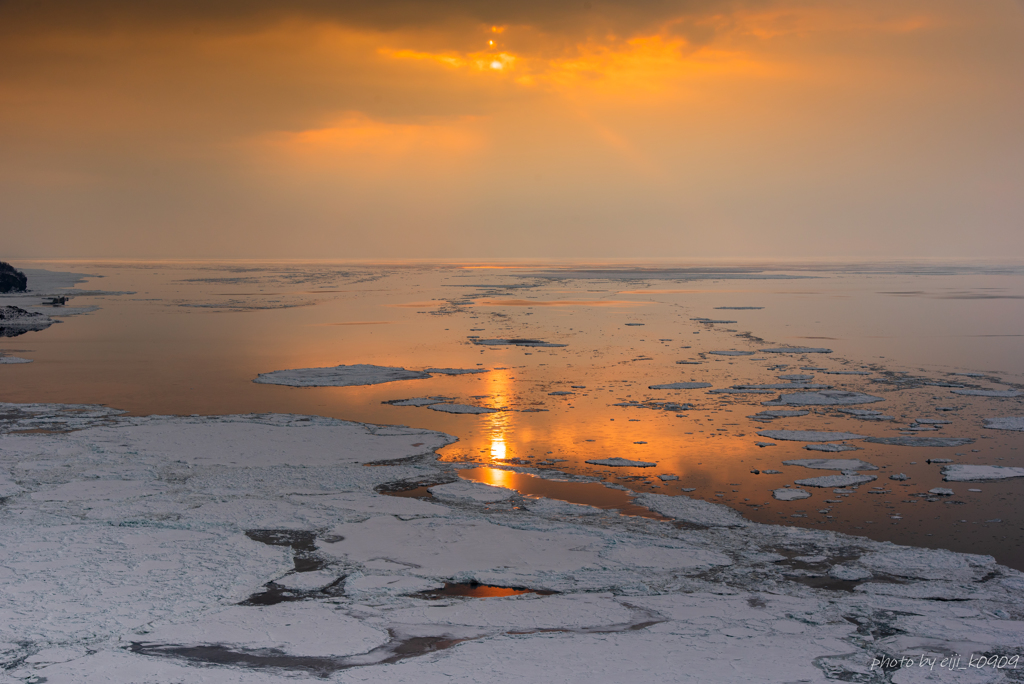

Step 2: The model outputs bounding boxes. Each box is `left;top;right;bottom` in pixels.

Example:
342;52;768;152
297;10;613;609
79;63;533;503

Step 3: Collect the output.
485;369;514;461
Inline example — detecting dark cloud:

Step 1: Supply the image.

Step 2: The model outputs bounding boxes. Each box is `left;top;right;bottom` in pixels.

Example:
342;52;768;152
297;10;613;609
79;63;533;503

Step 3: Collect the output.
0;0;760;39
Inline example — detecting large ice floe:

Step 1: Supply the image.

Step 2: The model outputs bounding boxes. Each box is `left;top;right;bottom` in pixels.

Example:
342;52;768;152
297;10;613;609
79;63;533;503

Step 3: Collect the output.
762;390;885;406
941;465;1024;482
984;417;1024;432
253;364;486;387
756;430;866;442
2;403;1023;683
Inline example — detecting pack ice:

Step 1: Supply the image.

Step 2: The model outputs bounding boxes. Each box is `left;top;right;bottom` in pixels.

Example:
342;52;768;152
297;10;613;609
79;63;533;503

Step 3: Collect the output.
2;403;1023;683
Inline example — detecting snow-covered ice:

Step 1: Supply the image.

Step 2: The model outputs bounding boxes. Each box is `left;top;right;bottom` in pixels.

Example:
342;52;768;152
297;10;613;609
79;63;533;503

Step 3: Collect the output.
951;389;1022;397
585;457;656;467
782;459;878;471
941;465;1024;482
0;356;32;364
757;430;866;442
804;443;859;452
428;403;499;414
865;436;975;447
2;404;1024;683
763;390;885;406
254;364;432;387
983;417;1024;432
647;382;712;390
760;347;833;354
773;488;810;501
795;474;877;487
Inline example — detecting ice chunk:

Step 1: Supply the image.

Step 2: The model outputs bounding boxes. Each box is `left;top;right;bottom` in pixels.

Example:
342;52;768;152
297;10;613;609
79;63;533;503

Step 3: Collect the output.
585;458;656;467
782;459;877;471
778;374;814;381
648;382;712;389
941;465;1024;482
0;355;32;364
752;410;810;419
707;350;754;356
423;367;489;375
951;389;1021;397
757;430;866;442
795;474;877;487
828;565;872;581
139;603;388;658
928;488;954;496
983;416;1024;431
889;473;909;481
763;391;885;406
658;474;679;481
804;444;859;452
428;403;499;414
254;363;431;387
837;408;893;421
864;436;974;447
773;488;810;501
430;481;516;502
634;493;748;527
386;396;456;406
759;347;833;354
733;383;830;390
471;338;567;347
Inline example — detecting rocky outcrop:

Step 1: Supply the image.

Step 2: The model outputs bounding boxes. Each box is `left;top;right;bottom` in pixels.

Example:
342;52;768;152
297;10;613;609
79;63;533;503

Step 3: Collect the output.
0;261;28;293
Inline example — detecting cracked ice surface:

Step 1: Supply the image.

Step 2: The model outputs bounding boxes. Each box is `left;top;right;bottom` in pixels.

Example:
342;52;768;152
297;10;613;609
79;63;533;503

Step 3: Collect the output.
2;406;1024;683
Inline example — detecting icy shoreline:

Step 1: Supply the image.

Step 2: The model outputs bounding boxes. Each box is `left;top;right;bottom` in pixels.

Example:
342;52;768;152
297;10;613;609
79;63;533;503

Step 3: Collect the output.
1;404;1023;683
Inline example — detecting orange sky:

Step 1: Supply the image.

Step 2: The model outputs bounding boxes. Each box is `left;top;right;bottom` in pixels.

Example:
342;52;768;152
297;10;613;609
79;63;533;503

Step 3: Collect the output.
2;0;1023;259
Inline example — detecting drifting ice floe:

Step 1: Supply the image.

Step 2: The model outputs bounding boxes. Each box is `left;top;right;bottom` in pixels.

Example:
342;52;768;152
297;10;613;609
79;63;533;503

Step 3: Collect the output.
647;382;712;390
762;390;885;406
429;481;517;502
759;347;833;354
634;493;748;527
254;364;433;387
470;338;567;347
864;436;975;447
707;350;753;356
585;458;657;468
983;417;1024;431
794;474;877;487
837;408;894;421
751;409;810;419
428;404;498;414
0;355;32;364
772;488;810;501
386;396;456;406
941;465;1024;482
782;459;878;471
804;443;859;452
756;430;866;442
951;388;1022;397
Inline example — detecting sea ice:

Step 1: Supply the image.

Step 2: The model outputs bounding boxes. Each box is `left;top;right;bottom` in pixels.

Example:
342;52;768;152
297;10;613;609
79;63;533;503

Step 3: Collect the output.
387;396;456;406
0;355;32;364
804;443;859;452
760;347;833;354
794;474;877;488
757;430;866;442
471;338;567;347
751;410;810;419
428;404;499;414
762;390;885;406
647;382;712;389
983;417;1024;431
254;363;432;387
951;389;1022;397
423;367;489;375
732;383;830;390
864;437;975;447
585;458;657;467
429;481;517;502
773;488;810;501
837;408;894;421
929;488;955;496
707;350;754;356
941;465;1024;482
782;459;878;471
633;493;749;527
